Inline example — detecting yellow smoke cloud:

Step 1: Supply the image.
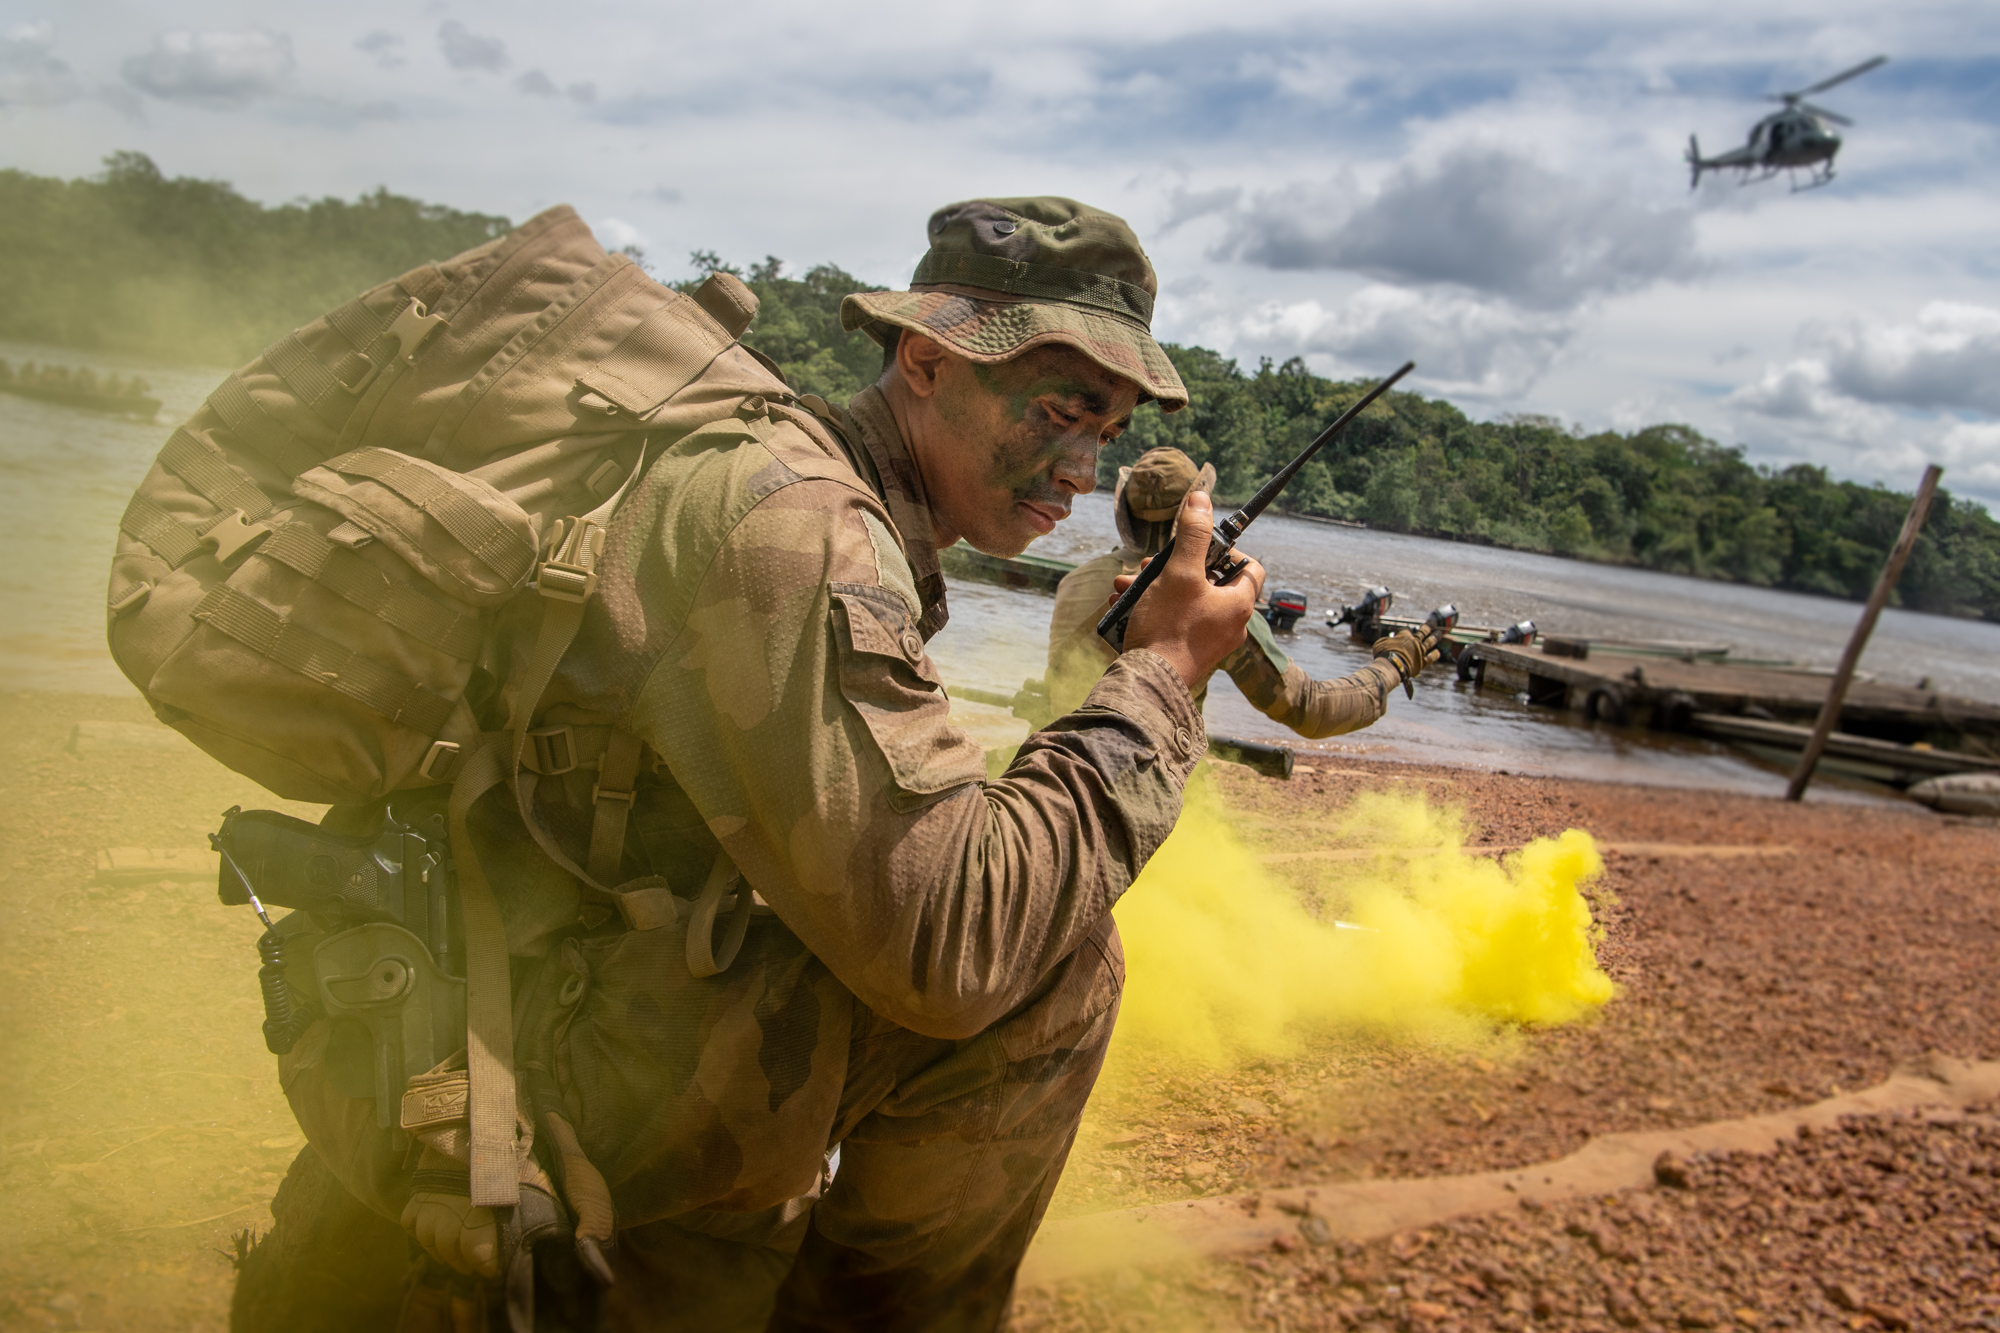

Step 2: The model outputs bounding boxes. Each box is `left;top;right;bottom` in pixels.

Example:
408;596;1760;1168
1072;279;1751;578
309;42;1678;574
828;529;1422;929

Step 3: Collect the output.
1107;776;1615;1068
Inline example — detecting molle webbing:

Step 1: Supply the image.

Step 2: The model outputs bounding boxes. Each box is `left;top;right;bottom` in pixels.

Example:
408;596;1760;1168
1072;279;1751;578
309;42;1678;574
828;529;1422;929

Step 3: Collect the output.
263;332;346;416
257;525;483;660
327;450;538;588
193;584;456;737
208;375;327;479
119;493;207;567
158;429;273;521
327;297;394;359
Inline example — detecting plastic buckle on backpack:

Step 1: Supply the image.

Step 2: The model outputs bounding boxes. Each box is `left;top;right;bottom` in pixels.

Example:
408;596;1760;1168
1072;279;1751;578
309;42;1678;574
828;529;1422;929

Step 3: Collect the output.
385;297;448;367
418;740;461;782
525;726;577;777
200;509;272;566
537;518;604;604
336;299;449;396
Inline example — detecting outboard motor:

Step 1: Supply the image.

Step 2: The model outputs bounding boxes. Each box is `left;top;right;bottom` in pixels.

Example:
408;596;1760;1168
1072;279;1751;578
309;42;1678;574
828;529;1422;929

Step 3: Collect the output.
1330;586;1393;641
1261;589;1308;633
1425;604;1462;663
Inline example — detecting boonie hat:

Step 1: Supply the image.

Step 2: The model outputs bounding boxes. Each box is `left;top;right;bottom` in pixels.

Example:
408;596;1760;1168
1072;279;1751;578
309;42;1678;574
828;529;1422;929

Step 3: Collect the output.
1114;446;1214;553
842;197;1189;411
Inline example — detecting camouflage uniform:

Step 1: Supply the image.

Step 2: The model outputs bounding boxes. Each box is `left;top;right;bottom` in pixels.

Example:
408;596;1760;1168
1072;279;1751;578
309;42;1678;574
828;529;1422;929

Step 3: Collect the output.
1044;450;1403;734
267;198;1205;1332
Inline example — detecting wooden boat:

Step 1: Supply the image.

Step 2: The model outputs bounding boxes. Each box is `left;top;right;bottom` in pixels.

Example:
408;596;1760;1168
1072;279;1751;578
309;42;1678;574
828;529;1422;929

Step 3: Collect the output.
0;378;159;421
940;542;1073;595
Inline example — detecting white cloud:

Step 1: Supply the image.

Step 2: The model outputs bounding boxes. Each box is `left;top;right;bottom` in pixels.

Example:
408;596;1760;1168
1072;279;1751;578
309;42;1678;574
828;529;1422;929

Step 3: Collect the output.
121;30;294;106
595;217;649;251
1734;303;2000;420
356;31;404;70
1820;302;2000;415
1231;285;1578;398
1730;359;1838;421
0;21;78;106
1222;146;1701;311
438;21;506;73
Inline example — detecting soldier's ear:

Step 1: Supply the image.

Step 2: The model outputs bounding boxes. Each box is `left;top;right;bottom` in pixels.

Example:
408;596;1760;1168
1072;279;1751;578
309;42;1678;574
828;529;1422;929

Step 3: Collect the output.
894;331;950;399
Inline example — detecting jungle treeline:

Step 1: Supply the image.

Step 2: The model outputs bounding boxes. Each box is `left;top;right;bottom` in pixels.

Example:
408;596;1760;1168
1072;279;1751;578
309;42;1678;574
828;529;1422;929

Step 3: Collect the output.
0;152;508;365
4;155;1994;621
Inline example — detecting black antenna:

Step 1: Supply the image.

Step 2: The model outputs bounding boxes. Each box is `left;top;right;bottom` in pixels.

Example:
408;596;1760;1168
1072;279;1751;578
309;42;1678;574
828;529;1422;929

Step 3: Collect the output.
1213;360;1415;549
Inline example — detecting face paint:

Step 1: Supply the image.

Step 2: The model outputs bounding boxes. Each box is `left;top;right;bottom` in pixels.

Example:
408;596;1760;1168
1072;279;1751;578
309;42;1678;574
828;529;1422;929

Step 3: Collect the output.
926;346;1141;556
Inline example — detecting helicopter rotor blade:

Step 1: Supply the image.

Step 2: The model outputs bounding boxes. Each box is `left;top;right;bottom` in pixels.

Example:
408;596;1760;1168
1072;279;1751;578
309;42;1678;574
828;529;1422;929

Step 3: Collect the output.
1792;55;1887;99
1797;102;1853;127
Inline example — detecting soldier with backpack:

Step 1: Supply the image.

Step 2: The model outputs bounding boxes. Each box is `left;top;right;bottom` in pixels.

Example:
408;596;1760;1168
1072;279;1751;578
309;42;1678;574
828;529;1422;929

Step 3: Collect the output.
112;196;1261;1330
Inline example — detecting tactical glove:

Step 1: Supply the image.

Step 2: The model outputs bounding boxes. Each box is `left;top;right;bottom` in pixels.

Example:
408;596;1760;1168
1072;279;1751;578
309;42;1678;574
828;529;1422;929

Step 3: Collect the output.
1372;625;1441;688
402;1183;500;1279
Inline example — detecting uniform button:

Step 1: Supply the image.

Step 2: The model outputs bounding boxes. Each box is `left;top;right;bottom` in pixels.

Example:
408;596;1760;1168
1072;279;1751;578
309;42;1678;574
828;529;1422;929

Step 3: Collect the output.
1173;725;1192;755
900;630;925;661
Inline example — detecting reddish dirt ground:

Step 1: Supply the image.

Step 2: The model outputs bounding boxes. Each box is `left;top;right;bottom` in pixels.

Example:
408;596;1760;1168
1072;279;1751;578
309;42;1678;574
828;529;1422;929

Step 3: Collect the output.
1012;761;2000;1331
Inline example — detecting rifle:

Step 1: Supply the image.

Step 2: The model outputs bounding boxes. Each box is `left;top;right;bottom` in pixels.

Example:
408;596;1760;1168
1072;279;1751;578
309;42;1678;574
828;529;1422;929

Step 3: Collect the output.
1097;361;1415;652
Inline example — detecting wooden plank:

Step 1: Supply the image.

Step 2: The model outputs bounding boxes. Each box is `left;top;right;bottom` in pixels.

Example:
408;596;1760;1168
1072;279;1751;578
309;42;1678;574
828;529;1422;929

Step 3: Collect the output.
1469;642;2000;729
1691;711;2000;776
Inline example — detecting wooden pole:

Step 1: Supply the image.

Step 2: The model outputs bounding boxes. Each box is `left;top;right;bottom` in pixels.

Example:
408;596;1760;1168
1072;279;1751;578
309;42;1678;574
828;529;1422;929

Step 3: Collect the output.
1785;464;1943;801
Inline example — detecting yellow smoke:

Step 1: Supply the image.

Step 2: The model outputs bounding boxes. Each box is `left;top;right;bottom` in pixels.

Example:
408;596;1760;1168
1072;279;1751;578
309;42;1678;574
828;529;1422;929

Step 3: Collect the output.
1107;776;1615;1068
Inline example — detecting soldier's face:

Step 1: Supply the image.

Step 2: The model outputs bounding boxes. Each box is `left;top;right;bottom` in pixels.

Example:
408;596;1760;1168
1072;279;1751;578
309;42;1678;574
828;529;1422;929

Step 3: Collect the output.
926;345;1140;557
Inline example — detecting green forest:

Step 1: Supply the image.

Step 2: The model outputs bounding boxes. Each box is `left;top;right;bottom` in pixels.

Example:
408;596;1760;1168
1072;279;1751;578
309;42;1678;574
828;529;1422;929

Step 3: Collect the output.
5;154;1996;621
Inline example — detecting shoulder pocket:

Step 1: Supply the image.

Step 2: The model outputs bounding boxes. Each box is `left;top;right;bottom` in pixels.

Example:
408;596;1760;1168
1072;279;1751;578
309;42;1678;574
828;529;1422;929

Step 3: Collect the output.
828;583;982;804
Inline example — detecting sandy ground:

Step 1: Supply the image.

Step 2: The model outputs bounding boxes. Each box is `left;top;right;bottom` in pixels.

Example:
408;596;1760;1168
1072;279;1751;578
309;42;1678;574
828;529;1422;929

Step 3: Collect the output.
1;690;1995;1331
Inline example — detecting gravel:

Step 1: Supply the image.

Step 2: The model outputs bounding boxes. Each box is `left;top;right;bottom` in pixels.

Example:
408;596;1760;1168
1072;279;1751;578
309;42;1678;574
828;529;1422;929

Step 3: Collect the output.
1015;759;2000;1330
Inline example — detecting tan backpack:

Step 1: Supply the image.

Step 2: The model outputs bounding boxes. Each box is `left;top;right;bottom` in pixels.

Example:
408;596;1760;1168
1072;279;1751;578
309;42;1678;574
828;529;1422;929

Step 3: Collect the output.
107;205;805;1224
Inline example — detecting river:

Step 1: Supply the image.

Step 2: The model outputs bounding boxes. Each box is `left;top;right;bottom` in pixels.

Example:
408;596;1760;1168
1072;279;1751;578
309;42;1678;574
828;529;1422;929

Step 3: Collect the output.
7;337;1997;801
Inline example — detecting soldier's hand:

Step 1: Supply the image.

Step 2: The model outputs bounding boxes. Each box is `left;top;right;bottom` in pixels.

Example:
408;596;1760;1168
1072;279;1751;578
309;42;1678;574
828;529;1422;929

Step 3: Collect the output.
1116;489;1263;691
401;1189;500;1279
1372;625;1441;684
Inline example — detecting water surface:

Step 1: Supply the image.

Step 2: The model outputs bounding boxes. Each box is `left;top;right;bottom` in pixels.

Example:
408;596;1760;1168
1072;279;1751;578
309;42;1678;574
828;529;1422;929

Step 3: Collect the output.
6;341;1992;803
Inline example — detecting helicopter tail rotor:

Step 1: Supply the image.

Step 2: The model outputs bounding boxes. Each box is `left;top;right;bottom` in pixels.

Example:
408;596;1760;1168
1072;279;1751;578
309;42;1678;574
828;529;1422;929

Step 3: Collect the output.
1686;133;1704;189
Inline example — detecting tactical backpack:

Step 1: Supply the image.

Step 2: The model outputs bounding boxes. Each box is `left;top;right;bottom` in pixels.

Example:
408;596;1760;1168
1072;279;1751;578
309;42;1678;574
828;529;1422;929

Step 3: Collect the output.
106;205;818;1294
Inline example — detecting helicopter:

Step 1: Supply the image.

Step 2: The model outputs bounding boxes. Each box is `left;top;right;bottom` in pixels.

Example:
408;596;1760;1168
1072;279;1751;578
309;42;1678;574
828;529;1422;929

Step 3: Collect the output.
1686;55;1887;191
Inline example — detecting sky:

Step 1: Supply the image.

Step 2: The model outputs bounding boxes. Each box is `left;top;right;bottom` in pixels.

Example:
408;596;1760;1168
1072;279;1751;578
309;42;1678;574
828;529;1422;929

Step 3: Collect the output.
3;1;1997;507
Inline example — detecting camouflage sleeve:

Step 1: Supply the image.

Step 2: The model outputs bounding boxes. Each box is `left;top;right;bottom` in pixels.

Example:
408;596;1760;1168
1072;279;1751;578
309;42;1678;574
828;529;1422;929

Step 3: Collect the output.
631;480;1204;1040
1045;556;1121;718
1222;616;1400;738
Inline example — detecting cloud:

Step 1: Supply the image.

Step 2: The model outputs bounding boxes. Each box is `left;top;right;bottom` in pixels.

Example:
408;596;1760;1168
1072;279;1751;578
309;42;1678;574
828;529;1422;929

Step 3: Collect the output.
595;217;649;251
438;21;505;72
1733;303;2000;422
1223;146;1701;311
0;21;78;106
517;68;595;103
122;30;294;106
1232;285;1577;398
1159;183;1240;232
356;31;404;69
1820;302;2000;415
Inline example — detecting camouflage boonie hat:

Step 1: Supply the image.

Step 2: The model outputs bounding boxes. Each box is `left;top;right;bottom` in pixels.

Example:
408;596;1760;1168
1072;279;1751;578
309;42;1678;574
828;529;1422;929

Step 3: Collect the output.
842;197;1189;411
1114;447;1214;552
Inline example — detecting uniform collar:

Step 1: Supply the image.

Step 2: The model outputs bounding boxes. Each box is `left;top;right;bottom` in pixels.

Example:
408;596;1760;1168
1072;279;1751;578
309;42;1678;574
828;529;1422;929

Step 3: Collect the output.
840;385;949;639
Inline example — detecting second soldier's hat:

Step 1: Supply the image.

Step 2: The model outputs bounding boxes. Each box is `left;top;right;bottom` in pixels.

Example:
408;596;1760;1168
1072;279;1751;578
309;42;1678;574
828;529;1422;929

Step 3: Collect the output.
841;197;1189;411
